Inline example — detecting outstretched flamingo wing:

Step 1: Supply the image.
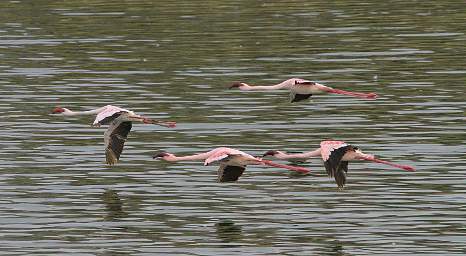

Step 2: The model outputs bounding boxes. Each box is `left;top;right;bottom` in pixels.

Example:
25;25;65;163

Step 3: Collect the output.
93;105;131;126
320;141;347;161
104;121;132;165
217;164;246;182
290;92;313;103
321;141;354;187
204;148;244;166
204;153;230;166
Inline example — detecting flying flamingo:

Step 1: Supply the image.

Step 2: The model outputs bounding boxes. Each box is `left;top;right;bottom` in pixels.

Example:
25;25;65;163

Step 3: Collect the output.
263;140;415;188
153;147;310;182
229;78;377;103
51;105;176;165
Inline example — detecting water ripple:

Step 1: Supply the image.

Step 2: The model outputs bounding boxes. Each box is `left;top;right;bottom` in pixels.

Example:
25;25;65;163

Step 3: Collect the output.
0;0;465;255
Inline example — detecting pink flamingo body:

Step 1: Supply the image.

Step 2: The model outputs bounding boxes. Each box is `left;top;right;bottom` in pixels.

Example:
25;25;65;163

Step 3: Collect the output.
263;140;414;188
229;78;377;102
51;105;176;165
154;147;310;182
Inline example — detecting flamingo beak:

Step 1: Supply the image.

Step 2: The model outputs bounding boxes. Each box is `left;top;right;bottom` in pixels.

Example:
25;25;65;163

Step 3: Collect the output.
228;82;244;89
262;150;279;157
366;93;378;99
51;107;64;114
153;152;169;159
402;165;416;172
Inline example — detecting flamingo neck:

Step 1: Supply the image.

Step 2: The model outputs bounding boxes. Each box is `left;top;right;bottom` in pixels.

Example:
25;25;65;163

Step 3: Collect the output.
61;106;109;116
62;109;103;116
240;82;290;91
164;152;211;162
275;149;322;160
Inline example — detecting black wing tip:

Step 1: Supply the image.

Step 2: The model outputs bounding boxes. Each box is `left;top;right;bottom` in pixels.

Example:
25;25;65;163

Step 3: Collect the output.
334;169;347;188
218;177;241;183
291;94;313;103
105;148;119;165
326;146;352;188
217;165;246;182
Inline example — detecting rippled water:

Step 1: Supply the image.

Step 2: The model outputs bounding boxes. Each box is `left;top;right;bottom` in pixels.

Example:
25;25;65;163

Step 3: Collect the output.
1;1;465;255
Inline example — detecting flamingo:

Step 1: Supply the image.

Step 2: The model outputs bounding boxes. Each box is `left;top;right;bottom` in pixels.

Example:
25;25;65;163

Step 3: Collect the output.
153;147;310;182
229;78;377;102
51;105;176;165
263;140;415;188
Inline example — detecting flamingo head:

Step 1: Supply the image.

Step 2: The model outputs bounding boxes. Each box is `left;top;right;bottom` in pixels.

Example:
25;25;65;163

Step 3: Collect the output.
262;150;280;157
228;82;248;89
51;107;70;115
153;152;175;161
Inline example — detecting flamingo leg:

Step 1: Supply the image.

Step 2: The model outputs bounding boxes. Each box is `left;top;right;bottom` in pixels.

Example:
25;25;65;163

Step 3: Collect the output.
130;116;176;128
260;159;310;174
325;88;377;99
145;119;177;128
360;157;415;171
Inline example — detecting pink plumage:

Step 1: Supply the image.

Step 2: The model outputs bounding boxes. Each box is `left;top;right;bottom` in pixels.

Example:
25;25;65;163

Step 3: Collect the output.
204;147;253;166
320;140;348;161
93;105;133;126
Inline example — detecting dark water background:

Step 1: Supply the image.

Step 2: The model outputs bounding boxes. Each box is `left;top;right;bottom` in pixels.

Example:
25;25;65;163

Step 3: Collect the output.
1;1;465;255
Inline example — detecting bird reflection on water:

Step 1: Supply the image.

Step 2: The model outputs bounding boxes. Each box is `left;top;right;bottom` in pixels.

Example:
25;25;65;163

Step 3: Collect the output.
215;220;243;244
323;243;346;256
101;189;127;220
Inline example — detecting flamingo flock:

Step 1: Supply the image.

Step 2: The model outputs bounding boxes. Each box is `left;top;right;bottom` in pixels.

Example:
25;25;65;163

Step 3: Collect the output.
51;77;415;188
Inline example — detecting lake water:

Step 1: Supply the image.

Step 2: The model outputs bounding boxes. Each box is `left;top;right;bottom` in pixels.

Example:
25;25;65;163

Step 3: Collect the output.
1;1;465;255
